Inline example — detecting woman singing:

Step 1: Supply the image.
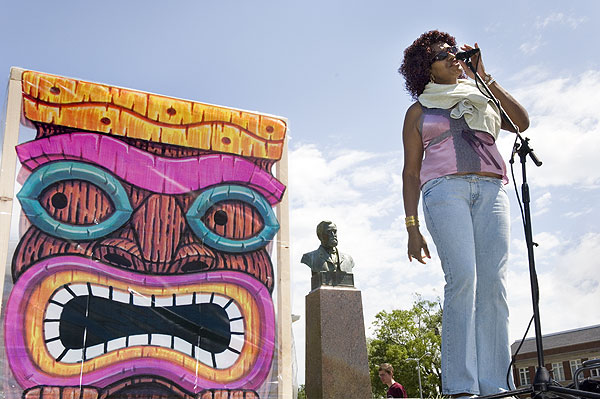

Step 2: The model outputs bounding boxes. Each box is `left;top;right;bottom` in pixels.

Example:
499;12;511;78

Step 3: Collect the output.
399;30;529;398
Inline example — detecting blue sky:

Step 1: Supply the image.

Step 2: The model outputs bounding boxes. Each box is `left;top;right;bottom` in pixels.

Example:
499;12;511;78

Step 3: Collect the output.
1;0;599;386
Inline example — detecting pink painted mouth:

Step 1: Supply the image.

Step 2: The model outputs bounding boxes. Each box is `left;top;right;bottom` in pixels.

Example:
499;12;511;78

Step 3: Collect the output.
4;255;275;394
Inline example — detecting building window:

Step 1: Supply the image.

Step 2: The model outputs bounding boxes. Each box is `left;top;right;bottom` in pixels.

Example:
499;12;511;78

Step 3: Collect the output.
519;367;531;386
570;359;583;380
552;362;565;381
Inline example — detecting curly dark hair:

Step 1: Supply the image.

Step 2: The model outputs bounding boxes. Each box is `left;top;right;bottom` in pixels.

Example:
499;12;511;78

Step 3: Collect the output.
399;30;458;99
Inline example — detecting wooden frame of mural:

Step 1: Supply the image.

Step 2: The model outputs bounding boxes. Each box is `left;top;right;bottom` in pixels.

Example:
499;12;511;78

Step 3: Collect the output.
0;67;292;399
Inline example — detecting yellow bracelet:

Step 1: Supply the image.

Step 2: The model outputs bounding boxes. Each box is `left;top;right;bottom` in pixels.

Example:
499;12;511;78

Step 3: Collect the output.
405;215;419;228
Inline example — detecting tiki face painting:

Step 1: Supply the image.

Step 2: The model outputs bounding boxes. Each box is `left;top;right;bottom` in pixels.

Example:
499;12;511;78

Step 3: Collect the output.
3;71;287;399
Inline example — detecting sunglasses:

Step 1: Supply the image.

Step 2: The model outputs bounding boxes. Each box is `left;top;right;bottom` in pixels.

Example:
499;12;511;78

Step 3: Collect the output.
431;46;458;62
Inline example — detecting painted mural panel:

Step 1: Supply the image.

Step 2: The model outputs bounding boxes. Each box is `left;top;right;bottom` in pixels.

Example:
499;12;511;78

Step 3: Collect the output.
1;70;287;399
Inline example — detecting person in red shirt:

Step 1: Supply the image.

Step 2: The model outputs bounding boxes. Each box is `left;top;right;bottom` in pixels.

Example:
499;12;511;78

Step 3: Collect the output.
379;363;407;398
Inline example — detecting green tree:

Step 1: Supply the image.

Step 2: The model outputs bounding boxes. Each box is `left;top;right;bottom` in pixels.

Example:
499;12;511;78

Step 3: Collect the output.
297;384;306;399
368;295;442;399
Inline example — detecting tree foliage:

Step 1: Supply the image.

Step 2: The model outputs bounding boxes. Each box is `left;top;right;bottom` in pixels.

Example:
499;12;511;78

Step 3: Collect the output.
297;384;306;399
367;295;442;398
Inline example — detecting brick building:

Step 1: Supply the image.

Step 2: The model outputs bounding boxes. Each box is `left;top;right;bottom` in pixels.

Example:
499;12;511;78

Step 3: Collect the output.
511;324;600;388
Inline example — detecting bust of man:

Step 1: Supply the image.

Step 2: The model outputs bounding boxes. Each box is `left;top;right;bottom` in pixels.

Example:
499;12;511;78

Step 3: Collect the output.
301;221;355;288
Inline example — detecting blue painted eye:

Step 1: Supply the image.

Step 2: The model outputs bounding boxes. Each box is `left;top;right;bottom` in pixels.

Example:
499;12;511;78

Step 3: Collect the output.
186;185;279;253
17;161;133;240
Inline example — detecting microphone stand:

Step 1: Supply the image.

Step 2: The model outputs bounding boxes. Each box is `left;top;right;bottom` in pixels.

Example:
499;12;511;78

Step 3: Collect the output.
463;58;600;399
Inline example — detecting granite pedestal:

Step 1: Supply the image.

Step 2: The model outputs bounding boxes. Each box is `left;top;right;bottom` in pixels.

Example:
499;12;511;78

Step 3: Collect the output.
305;285;372;399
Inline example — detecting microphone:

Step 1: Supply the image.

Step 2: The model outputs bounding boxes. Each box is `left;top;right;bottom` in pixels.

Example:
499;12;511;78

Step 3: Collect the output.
455;48;480;61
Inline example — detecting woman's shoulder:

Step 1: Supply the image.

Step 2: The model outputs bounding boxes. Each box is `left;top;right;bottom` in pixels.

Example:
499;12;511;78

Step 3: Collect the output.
405;101;423;121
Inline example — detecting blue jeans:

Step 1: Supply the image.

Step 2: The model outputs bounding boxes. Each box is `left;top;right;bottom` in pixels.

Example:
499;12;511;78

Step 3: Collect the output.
422;174;513;396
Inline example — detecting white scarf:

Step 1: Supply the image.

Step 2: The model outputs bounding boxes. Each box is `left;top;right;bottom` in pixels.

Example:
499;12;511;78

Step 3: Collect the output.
418;79;501;140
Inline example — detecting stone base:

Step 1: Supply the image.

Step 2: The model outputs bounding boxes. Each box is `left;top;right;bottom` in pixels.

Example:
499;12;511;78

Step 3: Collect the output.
305;286;372;399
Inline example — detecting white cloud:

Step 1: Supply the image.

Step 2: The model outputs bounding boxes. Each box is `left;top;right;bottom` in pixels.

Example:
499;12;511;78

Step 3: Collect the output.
497;68;600;342
507;231;600;341
484;22;501;33
519;33;543;54
288;144;386;207
535;12;587;30
533;192;552;216
498;70;600;188
563;208;593;219
520;12;587;54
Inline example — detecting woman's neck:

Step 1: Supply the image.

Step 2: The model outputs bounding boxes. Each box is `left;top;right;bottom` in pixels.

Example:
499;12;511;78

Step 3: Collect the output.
433;77;458;85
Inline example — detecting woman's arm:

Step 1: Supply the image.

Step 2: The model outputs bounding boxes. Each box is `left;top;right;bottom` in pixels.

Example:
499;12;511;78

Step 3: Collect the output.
488;80;530;132
459;43;530;133
402;102;430;264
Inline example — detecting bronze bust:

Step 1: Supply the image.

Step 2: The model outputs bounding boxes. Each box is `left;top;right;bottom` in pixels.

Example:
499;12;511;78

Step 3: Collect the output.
301;221;355;289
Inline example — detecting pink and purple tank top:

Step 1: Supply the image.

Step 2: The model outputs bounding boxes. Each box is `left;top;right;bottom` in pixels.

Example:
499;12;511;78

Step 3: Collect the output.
418;105;507;187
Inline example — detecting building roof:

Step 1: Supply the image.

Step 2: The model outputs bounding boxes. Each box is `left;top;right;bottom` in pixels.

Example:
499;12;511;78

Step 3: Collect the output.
511;324;600;355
